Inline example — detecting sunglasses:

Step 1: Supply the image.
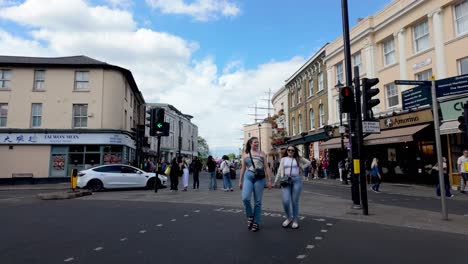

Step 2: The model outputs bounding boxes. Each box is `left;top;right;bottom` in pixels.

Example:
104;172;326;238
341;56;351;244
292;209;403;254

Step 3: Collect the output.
287;149;295;152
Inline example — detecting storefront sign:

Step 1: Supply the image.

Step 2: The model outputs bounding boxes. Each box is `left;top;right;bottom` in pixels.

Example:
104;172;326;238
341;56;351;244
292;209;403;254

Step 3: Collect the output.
0;133;135;148
440;97;468;121
380;109;432;130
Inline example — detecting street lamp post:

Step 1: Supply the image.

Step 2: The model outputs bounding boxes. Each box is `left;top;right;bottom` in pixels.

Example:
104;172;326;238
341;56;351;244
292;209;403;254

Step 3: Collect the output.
258;123;262;151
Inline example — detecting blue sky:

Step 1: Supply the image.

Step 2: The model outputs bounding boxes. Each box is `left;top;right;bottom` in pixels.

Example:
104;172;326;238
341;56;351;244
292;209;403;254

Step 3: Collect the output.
0;0;392;156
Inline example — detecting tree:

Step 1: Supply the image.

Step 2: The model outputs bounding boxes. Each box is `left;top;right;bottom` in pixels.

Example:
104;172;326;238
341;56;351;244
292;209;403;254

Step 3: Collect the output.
227;153;237;161
197;136;210;162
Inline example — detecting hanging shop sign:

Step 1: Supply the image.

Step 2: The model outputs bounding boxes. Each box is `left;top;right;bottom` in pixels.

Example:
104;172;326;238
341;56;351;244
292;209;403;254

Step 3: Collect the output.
380;109;432;130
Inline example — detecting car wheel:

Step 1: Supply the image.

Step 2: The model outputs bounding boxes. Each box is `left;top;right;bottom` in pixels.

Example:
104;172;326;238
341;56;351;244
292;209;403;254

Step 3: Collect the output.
87;179;103;192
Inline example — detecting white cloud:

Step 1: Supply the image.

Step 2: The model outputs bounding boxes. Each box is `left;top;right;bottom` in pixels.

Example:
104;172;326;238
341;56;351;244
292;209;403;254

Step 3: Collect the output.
145;0;240;21
104;0;133;9
0;0;303;149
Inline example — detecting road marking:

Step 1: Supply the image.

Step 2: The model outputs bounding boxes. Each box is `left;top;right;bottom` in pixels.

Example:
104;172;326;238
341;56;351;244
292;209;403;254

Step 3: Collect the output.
380;199;385;202
170;219;176;222
314;236;323;240
313;218;325;222
94;247;103;251
184;214;189;217
464;214;467;217
296;255;307;259
194;210;200;213
321;229;328;233
326;223;333;226
139;230;147;234
120;237;127;241
306;245;315;249
64;257;74;262
156;224;163;227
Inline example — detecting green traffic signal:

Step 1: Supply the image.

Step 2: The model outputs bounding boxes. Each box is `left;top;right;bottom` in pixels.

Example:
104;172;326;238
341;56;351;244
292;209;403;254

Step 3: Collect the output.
156;123;163;128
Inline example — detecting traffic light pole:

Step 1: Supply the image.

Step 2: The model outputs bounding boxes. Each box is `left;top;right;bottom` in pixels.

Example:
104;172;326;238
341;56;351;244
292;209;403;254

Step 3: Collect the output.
154;135;161;193
353;66;368;215
341;0;360;207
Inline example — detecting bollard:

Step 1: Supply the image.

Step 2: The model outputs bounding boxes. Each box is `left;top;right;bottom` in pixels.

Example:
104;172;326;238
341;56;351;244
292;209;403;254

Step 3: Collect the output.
71;169;78;191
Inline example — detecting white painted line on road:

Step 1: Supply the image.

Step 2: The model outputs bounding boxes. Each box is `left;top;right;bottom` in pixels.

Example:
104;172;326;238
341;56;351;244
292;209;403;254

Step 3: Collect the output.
314;236;323;240
313;218;325;222
306;245;315;249
120;237;127;241
326;223;333;226
184;214;189;217
64;257;74;262
139;230;147;234
171;219;176;222
94;247;103;251
194;210;200;213
302;191;332;197
320;229;328;233
296;255;307;259
156;224;163;227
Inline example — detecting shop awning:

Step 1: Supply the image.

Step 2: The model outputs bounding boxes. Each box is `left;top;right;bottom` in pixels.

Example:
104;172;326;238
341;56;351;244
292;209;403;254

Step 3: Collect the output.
364;124;430;146
440;120;462;135
320;137;349;149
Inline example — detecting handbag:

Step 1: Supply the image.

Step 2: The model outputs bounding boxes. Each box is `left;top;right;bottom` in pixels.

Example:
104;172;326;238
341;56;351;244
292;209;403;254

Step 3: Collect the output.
164;165;171;175
280;159;293;187
249;152;265;179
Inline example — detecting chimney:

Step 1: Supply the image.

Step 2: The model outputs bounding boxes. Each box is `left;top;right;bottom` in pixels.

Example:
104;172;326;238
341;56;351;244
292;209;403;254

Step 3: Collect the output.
357;18;364;23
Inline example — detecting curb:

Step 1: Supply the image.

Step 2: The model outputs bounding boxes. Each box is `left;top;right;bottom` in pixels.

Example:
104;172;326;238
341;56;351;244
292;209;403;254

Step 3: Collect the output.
36;190;93;200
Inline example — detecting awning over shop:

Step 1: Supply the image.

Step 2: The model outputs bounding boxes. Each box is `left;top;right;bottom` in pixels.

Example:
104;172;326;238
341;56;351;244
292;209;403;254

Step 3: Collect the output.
440;120;462;135
320;137;349;149
364;124;430;146
286;131;329;145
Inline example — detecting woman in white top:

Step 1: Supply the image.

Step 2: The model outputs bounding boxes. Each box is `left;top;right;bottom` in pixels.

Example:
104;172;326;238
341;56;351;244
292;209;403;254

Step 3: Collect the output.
274;145;310;229
181;158;189;191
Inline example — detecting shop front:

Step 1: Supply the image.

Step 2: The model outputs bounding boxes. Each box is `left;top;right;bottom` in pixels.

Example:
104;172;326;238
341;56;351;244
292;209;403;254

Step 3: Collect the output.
0;130;135;183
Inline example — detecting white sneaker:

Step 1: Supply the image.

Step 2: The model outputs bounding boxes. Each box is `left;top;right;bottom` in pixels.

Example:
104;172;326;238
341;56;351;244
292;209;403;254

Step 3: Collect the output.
282;219;292;228
291;221;299;229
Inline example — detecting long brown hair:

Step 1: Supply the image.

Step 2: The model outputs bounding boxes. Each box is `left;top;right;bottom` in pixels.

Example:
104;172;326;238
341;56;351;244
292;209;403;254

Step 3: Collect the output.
245;137;258;154
283;145;301;171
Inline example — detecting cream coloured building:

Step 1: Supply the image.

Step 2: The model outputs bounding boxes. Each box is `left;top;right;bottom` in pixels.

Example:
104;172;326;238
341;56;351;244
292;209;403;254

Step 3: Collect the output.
0;56;145;182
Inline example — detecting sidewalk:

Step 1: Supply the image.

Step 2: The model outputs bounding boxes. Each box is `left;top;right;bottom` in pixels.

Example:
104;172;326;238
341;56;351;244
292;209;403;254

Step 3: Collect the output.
0;182;70;191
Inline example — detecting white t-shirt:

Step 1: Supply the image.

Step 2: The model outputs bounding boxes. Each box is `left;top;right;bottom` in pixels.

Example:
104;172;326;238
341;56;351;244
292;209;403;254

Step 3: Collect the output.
457;155;468;173
283;157;299;176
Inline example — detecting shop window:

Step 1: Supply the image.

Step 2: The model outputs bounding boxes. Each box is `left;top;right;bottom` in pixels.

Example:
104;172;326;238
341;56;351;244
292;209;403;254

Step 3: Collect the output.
70;145;85;152
103;145;123;164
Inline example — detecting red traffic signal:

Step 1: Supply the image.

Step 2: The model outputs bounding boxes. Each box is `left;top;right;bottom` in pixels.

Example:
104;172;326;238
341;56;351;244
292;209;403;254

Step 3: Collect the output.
339;86;354;113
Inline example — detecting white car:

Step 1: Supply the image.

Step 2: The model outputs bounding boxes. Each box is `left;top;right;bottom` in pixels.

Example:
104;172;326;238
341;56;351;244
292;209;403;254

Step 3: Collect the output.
77;164;167;191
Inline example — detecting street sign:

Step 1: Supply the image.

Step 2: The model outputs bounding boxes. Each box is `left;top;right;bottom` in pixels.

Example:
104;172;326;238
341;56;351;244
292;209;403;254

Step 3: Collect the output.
402;85;432;110
435;73;468;97
395;80;431;86
362;121;380;133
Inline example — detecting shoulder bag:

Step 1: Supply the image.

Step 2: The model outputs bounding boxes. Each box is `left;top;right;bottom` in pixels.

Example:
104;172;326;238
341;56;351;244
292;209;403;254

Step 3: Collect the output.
249;152;265;179
280;158;293;187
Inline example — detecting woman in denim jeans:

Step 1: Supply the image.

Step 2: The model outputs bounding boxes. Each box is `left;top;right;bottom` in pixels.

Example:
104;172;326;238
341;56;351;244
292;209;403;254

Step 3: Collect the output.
274;145;310;229
239;137;272;232
206;156;217;190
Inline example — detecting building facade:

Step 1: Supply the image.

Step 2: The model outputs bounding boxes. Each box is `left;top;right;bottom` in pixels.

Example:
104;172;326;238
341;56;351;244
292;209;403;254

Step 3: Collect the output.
0;56;145;182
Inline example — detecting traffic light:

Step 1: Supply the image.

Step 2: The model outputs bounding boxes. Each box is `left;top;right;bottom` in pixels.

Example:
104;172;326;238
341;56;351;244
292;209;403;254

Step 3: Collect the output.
362;77;380;120
154;108;165;135
458;103;468;133
339;86;354;113
146;107;157;136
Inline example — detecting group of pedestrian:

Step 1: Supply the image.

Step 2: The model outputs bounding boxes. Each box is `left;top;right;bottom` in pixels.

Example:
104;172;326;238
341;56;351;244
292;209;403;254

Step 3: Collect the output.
166;156;203;192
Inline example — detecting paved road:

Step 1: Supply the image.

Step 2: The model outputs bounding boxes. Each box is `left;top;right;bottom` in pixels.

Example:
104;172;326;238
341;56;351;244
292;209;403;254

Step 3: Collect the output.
0;200;467;264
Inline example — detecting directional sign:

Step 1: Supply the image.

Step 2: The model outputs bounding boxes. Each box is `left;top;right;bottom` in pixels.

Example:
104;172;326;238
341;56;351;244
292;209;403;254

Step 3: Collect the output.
395;80;431;86
402;84;432;110
435;73;468;97
362;121;380;134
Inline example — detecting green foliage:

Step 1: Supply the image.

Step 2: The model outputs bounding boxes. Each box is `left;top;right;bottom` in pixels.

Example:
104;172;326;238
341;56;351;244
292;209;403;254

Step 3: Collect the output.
227;153;236;160
197;136;209;162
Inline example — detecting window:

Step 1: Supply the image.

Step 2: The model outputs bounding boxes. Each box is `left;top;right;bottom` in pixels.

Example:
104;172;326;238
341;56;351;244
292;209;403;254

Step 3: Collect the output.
297;87;302;104
291;117;296;135
385;83;399;108
31;103;42;127
335;97;340;122
458;57;468;74
73;104;88;128
455;1;468;35
291;91;295;106
318;72;324;91
319;104;325;127
298;114;302;133
309;108;315;130
352;52;362;74
383;38;395;66
34;70;45;90
413;20;430;53
0;104;7;127
335;63;344;84
75;71;89;91
130;93;133;108
93;165;122;173
308;79;314;96
0;70;11;89
415;69;432;80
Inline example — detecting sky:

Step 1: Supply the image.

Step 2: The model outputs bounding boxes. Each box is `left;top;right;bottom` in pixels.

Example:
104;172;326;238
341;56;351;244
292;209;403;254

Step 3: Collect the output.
0;0;392;156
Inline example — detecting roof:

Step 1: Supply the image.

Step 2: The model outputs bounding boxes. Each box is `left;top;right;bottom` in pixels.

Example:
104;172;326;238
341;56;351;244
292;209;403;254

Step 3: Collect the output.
0;55;145;103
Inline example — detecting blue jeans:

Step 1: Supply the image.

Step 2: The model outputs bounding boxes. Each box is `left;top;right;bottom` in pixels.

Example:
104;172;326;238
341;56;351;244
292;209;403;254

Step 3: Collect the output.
241;170;265;224
223;173;232;190
281;176;302;221
371;176;380;191
209;171;217;190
